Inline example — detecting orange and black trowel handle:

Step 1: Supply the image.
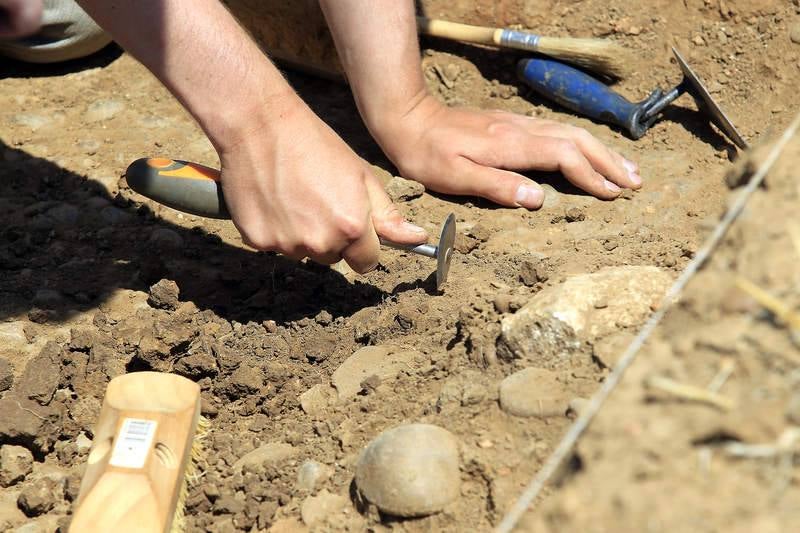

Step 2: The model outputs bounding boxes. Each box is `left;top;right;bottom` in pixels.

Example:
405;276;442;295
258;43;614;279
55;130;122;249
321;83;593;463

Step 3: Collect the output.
125;158;230;219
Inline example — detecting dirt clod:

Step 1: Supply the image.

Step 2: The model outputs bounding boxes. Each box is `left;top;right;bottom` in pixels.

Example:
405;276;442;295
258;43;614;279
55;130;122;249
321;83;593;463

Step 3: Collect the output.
17;477;63;517
147;279;180;310
0;445;33;487
0;359;13;392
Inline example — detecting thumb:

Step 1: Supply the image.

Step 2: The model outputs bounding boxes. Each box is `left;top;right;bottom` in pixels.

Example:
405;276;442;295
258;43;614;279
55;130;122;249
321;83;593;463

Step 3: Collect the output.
364;172;428;245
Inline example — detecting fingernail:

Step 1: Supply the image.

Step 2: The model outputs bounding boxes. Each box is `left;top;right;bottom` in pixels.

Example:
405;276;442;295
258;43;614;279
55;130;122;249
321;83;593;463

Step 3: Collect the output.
402;221;427;235
515;184;544;208
604;180;621;193
623;159;637;173
629;172;642;186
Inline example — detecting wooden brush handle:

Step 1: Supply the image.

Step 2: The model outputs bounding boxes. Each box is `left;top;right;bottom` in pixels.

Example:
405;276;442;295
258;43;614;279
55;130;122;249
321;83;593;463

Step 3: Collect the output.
71;372;202;533
416;16;502;46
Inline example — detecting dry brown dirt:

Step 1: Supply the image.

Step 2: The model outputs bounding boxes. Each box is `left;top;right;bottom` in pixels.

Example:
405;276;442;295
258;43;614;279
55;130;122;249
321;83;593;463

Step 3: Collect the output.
1;0;799;531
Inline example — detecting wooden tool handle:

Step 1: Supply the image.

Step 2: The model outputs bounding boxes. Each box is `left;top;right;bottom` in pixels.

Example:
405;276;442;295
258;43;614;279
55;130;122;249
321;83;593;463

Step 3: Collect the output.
71;372;202;533
416;16;501;46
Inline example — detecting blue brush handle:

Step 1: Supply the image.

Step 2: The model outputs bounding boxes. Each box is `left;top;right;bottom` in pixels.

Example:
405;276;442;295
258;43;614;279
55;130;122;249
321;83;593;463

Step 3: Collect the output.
518;58;649;139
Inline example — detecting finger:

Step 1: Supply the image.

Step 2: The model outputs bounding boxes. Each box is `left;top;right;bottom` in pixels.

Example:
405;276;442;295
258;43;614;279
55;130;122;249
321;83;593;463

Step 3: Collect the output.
364;172;428;245
340;213;381;274
0;0;42;38
453;158;545;209
498;114;642;189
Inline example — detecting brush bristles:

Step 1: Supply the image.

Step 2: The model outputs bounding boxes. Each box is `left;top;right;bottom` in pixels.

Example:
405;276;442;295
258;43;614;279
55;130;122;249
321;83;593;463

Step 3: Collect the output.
536;37;632;79
170;415;210;533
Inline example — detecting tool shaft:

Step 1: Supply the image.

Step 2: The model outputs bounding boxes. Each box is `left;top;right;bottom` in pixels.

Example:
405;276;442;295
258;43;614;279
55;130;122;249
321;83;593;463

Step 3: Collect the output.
126;158;440;260
380;239;438;258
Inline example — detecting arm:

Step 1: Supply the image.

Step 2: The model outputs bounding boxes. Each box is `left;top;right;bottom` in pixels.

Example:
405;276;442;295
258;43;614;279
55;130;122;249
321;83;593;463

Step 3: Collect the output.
76;0;426;273
319;0;641;208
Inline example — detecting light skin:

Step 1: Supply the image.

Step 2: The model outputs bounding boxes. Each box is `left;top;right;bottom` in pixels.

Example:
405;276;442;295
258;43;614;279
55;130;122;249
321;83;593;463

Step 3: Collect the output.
0;0;42;38
65;2;641;274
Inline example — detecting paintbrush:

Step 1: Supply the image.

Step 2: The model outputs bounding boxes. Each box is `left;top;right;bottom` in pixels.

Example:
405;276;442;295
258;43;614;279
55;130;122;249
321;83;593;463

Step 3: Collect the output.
70;372;208;533
416;16;632;79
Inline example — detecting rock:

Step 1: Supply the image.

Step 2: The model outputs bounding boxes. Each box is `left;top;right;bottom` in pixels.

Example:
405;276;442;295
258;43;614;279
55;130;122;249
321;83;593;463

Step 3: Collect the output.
355;424;460;517
213;494;245;515
296;460;333;492
85;99;124;122
385;176;425;202
46;203;80;227
0;445;33;487
75;432;93;455
100;205;133;225
300;489;348;527
32;289;63;309
493;294;513;314
790;23;800;44
232;442;296;471
519;258;546;286
332;346;423;400
16;341;61;405
786;393;800;425
499;367;567;418
175;352;218;379
565;207;585;222
14;515;61;533
147;279;180;310
148;228;185;250
501;266;671;363
299;384;335;416
223;364;263;398
567;397;590;418
0;492;25;531
0;397;59;455
17;477;63;516
12;113;50;131
592;331;634;369
0;358;13;392
0;322;29;358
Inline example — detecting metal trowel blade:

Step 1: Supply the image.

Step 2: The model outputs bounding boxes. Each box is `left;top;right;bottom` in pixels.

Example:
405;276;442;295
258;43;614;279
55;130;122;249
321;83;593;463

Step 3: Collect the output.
672;47;749;150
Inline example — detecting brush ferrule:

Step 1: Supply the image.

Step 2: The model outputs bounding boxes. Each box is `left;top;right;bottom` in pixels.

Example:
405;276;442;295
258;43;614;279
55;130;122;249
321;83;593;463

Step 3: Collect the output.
499;29;541;52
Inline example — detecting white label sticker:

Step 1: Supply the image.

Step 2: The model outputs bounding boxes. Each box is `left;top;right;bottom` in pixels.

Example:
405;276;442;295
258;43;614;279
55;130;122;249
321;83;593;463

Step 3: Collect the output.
109;418;158;469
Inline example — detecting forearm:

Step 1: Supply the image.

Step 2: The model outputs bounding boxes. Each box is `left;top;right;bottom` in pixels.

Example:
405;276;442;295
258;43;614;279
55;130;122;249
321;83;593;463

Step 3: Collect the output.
319;0;428;142
77;0;301;152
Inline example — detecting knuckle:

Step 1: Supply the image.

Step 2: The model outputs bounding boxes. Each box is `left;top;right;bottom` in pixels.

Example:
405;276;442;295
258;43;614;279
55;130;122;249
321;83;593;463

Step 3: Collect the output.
334;213;368;242
487;121;518;139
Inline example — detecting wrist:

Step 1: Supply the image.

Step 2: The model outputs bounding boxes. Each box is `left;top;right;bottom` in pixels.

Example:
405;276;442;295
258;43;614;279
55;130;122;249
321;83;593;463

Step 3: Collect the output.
365;90;444;163
199;83;305;157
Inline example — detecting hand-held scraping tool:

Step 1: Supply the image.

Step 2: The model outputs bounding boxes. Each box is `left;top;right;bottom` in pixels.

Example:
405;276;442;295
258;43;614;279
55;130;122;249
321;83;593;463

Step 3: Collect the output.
125;158;456;290
517;46;748;149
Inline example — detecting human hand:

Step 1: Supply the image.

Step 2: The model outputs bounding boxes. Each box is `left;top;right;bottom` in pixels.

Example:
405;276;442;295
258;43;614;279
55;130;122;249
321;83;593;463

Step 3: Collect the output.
216;96;428;273
0;0;42;38
374;94;641;209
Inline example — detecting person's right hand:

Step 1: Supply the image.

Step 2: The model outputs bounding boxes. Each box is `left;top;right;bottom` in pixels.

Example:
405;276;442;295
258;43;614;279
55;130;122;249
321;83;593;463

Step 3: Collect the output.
216;95;428;273
0;0;42;38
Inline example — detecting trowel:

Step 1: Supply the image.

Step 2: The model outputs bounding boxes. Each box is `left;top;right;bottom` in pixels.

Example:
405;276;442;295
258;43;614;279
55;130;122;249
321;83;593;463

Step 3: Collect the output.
518;46;748;149
125;158;456;290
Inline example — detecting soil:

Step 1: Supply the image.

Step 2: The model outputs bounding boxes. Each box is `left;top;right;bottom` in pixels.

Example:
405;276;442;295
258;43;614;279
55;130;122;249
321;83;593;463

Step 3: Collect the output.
1;0;799;531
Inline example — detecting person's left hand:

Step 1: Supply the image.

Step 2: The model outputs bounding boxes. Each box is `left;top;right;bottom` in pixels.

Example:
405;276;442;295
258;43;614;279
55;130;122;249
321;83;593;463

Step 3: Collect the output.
0;0;42;38
373;94;641;210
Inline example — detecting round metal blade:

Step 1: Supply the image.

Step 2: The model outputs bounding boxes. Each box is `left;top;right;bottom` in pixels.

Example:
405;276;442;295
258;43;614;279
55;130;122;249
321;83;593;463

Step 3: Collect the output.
672;46;749;150
436;213;456;290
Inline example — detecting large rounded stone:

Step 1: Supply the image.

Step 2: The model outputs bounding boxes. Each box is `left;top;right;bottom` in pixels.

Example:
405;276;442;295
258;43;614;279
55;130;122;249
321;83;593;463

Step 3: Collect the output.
355;424;460;517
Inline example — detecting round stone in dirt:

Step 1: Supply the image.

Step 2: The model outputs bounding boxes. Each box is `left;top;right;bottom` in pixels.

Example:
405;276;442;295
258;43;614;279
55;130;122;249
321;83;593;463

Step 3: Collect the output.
355;423;460;517
499;367;567;418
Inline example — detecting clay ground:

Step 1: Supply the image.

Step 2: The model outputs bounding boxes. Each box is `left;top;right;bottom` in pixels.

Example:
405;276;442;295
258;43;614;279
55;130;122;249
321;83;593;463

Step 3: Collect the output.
1;0;799;531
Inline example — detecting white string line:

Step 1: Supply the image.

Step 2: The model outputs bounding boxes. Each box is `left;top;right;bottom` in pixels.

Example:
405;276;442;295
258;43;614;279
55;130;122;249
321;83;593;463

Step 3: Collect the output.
495;112;800;533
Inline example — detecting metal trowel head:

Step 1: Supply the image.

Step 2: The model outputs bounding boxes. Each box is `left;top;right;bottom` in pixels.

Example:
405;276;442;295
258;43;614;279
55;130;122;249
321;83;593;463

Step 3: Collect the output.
435;213;456;290
673;47;749;150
